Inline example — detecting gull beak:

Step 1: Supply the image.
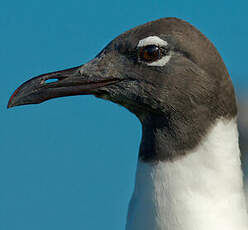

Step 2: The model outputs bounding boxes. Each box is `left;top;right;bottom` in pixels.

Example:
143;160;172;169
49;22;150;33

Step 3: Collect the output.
7;60;122;108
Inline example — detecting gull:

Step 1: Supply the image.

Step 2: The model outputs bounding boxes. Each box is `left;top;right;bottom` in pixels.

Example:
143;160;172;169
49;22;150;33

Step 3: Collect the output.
8;18;248;230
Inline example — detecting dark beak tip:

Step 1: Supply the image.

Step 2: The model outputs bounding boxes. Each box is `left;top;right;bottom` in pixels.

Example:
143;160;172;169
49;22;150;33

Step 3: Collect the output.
7;99;18;109
7;103;12;109
7;86;23;109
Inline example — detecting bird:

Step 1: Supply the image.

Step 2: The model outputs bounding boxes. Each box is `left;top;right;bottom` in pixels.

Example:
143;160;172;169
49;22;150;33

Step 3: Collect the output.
7;17;248;230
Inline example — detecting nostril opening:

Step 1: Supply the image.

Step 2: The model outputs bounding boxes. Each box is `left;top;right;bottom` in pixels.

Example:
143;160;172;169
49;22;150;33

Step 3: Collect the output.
45;78;59;84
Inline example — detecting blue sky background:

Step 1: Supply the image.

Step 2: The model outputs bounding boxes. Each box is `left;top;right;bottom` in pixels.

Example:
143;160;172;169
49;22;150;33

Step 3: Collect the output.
1;0;248;229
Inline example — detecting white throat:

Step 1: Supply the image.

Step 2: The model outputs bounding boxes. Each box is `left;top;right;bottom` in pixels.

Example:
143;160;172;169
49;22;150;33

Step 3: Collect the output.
126;118;248;230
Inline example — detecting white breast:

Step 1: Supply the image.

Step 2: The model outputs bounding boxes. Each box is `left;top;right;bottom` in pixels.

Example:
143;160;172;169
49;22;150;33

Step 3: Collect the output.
126;118;248;230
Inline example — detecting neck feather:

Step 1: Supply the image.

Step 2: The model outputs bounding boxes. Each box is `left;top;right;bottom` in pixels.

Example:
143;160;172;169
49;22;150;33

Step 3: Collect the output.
126;118;248;230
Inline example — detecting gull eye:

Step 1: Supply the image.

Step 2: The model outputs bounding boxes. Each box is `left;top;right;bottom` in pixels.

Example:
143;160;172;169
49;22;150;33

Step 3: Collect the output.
139;45;161;63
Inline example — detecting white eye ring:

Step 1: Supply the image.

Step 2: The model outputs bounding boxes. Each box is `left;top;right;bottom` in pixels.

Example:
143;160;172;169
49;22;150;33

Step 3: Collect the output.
137;36;168;47
137;36;172;67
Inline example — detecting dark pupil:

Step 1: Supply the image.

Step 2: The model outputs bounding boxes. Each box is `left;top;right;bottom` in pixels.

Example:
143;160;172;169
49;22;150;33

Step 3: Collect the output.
140;45;160;62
